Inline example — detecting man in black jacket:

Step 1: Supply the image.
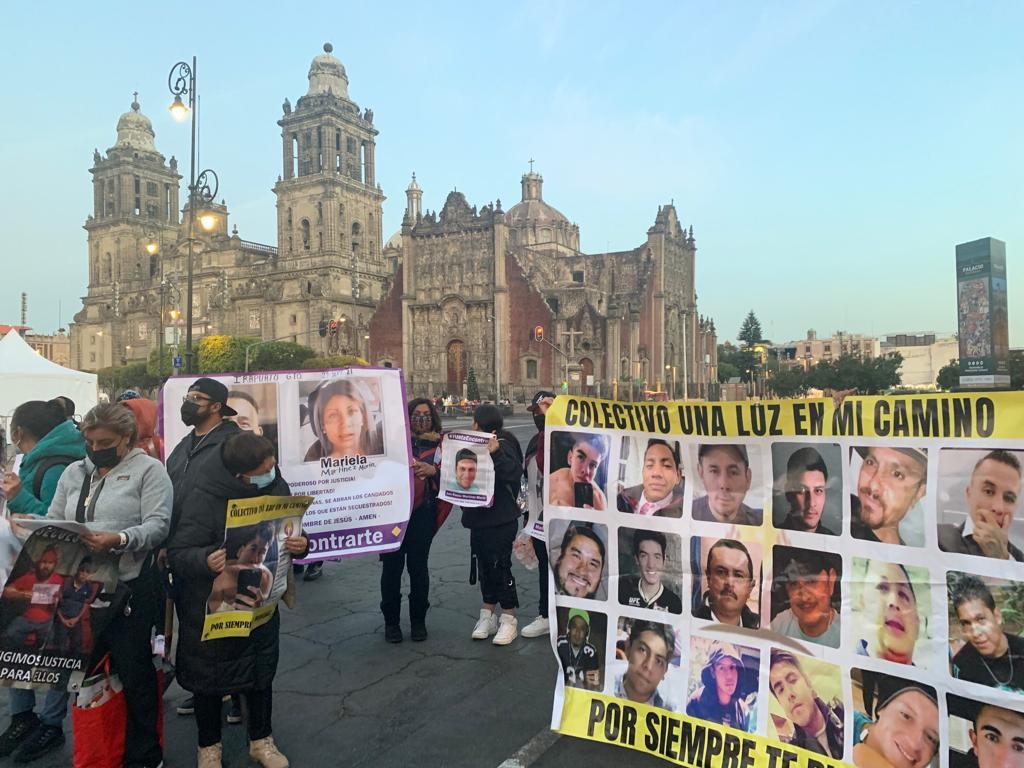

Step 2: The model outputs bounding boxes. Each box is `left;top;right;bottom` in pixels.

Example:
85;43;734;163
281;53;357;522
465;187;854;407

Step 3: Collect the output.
165;377;241;717
462;404;524;646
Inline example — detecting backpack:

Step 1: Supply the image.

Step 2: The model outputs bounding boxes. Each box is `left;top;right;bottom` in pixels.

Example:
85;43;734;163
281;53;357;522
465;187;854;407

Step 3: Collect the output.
31;455;80;499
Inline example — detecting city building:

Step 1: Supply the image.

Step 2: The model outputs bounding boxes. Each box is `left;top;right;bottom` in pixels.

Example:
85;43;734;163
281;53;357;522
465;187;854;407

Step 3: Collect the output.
25;330;71;368
778;329;880;368
880;331;958;390
70;44;716;399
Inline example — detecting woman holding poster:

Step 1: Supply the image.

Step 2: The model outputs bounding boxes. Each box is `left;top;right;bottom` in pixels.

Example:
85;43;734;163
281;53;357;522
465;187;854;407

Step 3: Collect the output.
461;404;524;647
168;432;308;768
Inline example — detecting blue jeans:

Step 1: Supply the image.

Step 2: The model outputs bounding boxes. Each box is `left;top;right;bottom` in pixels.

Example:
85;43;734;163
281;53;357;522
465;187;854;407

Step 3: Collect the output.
10;687;70;728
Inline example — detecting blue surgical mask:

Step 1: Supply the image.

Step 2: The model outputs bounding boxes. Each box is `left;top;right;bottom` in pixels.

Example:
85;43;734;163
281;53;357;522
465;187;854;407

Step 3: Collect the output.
245;468;276;489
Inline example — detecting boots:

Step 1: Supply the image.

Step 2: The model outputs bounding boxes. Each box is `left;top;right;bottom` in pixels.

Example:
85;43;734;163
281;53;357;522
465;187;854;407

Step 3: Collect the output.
197;743;222;768
249;735;289;768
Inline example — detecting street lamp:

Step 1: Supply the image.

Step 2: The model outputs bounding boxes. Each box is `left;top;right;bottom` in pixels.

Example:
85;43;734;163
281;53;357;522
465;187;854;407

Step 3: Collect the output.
168;57;220;374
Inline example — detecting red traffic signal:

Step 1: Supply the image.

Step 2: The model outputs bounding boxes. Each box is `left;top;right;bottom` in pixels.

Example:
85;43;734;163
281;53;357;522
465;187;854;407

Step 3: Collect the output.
531;325;544;342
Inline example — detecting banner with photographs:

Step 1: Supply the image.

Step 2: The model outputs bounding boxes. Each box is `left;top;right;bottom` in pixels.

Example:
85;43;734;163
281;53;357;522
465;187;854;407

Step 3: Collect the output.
162;368;413;560
0;520;120;690
437;430;496;508
543;392;1024;768
202;494;312;641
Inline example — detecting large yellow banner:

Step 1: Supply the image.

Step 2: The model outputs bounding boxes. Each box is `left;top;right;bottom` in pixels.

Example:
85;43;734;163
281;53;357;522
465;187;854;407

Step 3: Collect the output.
541;393;1024;768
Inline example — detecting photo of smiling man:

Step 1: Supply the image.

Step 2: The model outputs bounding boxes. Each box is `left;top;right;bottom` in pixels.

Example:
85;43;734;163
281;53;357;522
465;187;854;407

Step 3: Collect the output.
770;546;842;648
947;695;1024;768
617;528;683;614
548;520;608;601
850;446;928;547
852;669;939;768
617;437;685;518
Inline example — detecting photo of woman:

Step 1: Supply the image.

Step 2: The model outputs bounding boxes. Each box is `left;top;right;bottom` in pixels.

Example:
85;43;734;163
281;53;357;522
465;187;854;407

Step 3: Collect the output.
207;523;274;614
301;378;385;461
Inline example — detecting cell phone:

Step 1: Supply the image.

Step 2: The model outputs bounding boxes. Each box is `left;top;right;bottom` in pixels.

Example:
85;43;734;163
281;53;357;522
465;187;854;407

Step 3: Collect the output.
573;482;594;509
236;568;262;598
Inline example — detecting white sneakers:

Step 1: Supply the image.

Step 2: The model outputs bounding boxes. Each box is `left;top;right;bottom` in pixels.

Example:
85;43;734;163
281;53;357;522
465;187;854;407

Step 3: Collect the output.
471;609;498;639
492;614;518;646
520;615;550;638
197;743;222;768
249;736;289;768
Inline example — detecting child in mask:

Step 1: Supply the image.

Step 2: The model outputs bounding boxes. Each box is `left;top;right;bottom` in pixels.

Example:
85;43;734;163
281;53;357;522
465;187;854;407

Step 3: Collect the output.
168;432;306;768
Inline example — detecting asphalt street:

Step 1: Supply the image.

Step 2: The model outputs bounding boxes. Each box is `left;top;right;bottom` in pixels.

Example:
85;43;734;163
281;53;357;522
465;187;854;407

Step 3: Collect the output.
8;412;667;767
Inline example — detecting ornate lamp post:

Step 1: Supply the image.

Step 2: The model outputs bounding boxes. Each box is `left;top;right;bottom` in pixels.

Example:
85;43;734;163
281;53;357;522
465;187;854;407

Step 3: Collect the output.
168;57;219;374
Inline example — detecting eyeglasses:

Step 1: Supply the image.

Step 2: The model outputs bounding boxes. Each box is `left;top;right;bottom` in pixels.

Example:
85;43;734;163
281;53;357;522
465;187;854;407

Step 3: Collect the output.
183;393;212;405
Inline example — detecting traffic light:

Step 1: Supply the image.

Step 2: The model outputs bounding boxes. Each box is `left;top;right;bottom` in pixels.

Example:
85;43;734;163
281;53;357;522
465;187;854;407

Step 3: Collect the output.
531;325;544;342
561;380;568;392
318;320;328;338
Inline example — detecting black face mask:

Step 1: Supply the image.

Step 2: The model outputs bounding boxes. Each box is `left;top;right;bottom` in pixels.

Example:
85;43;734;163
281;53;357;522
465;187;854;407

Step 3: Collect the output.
180;401;203;426
533;414;546;431
87;445;121;469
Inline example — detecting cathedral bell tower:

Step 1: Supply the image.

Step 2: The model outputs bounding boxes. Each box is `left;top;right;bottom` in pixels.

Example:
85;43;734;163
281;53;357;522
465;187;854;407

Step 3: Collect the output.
73;96;181;370
273;43;388;342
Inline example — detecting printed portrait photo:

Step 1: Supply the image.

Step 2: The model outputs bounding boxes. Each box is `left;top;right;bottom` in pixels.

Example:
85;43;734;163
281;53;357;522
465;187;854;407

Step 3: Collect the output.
615;436;685;518
691;443;765;526
690;536;762;629
767;649;844;761
225;382;279;454
298;376;385;462
850;557;933;668
546;431;611;511
937;448;1024;563
437;434;496;507
616;527;683;615
610;616;682;712
555;606;607;692
769;546;842;649
0;532;117;657
947;571;1024;694
947;694;1024;768
685;635;760;732
207;521;276;615
770;442;842;535
851;668;939;768
849;445;928;547
547;520;609;601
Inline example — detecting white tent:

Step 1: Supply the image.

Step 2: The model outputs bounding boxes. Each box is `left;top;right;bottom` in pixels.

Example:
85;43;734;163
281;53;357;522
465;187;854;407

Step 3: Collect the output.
0;331;97;423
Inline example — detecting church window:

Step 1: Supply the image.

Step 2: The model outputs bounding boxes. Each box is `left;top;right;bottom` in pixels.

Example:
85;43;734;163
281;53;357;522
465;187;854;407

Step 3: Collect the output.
134;177;140;194
290;135;299;178
165;185;172;220
301;219;310;250
149;254;158;277
352;222;361;236
547;297;559;315
317;232;323;251
526;359;538;380
572;270;584;283
317;202;323;224
90;335;95;346
135;262;142;278
335;130;341;150
288;236;293;253
90;353;96;363
249;309;261;330
290;314;297;325
103;253;112;281
146;203;158;219
287;208;292;226
347;137;356;154
146;181;158;196
336;153;342;173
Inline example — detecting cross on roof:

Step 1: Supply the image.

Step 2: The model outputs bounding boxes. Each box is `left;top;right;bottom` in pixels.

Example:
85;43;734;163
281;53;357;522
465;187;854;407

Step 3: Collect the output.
528;158;534;172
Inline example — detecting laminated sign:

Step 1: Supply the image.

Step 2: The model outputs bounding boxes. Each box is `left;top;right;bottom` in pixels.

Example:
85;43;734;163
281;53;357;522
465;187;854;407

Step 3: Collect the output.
541;392;1024;768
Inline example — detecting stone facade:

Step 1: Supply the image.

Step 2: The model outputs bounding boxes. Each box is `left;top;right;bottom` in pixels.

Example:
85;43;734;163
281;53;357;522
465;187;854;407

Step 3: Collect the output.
71;44;716;397
370;172;717;400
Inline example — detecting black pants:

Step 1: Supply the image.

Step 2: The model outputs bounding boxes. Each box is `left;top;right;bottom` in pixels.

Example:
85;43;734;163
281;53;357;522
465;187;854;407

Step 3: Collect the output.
470;520;519;610
380;505;435;625
532;536;549;616
94;564;162;767
196;689;272;747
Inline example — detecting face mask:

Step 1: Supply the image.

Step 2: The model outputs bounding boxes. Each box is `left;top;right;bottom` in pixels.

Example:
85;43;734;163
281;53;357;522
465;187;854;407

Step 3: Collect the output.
180;401;203;426
10;430;24;454
245;469;276;489
87;445;122;469
411;414;431;431
533;413;546;431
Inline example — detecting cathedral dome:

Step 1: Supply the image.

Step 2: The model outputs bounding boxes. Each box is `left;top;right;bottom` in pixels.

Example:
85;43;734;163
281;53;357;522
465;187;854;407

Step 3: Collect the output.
385;230;403;250
114;97;156;153
505;172;569;227
307;42;349;99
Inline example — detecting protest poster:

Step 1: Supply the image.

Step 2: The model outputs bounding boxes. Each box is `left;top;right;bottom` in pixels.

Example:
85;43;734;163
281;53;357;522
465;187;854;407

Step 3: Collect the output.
162;368;413;560
202;494;312;641
437;430;495;508
0;520;120;690
542;392;1024;768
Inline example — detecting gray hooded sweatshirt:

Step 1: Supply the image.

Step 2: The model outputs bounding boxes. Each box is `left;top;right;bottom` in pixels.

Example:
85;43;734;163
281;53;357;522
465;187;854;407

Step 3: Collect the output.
46;448;172;581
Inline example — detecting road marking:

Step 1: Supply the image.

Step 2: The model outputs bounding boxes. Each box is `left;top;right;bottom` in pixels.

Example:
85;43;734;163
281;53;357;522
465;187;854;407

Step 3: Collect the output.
496;727;560;767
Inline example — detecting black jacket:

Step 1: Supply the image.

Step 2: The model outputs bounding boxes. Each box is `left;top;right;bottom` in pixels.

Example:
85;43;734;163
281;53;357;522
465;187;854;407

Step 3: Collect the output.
167;454;291;696
460;429;523;530
165;420;242;537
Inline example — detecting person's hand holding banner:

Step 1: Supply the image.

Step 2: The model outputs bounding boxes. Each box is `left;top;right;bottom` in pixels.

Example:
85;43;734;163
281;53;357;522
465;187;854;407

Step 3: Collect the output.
206;548;226;574
80;531;121;553
284;536;309;555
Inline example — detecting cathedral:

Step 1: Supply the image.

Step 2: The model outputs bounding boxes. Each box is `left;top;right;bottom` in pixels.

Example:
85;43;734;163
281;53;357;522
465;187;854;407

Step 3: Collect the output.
71;44;717;400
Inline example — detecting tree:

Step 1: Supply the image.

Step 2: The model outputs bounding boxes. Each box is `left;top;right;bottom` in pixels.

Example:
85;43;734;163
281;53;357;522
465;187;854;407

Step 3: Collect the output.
737;311;763;347
246;341;316;371
196;335;258;374
936;359;960;391
97;362;162;397
466;368;479;400
770;367;810;398
716;342;759;383
805;352;903;395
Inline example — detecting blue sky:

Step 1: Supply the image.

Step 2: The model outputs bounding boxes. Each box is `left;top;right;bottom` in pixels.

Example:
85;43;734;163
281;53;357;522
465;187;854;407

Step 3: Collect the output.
4;1;1022;346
